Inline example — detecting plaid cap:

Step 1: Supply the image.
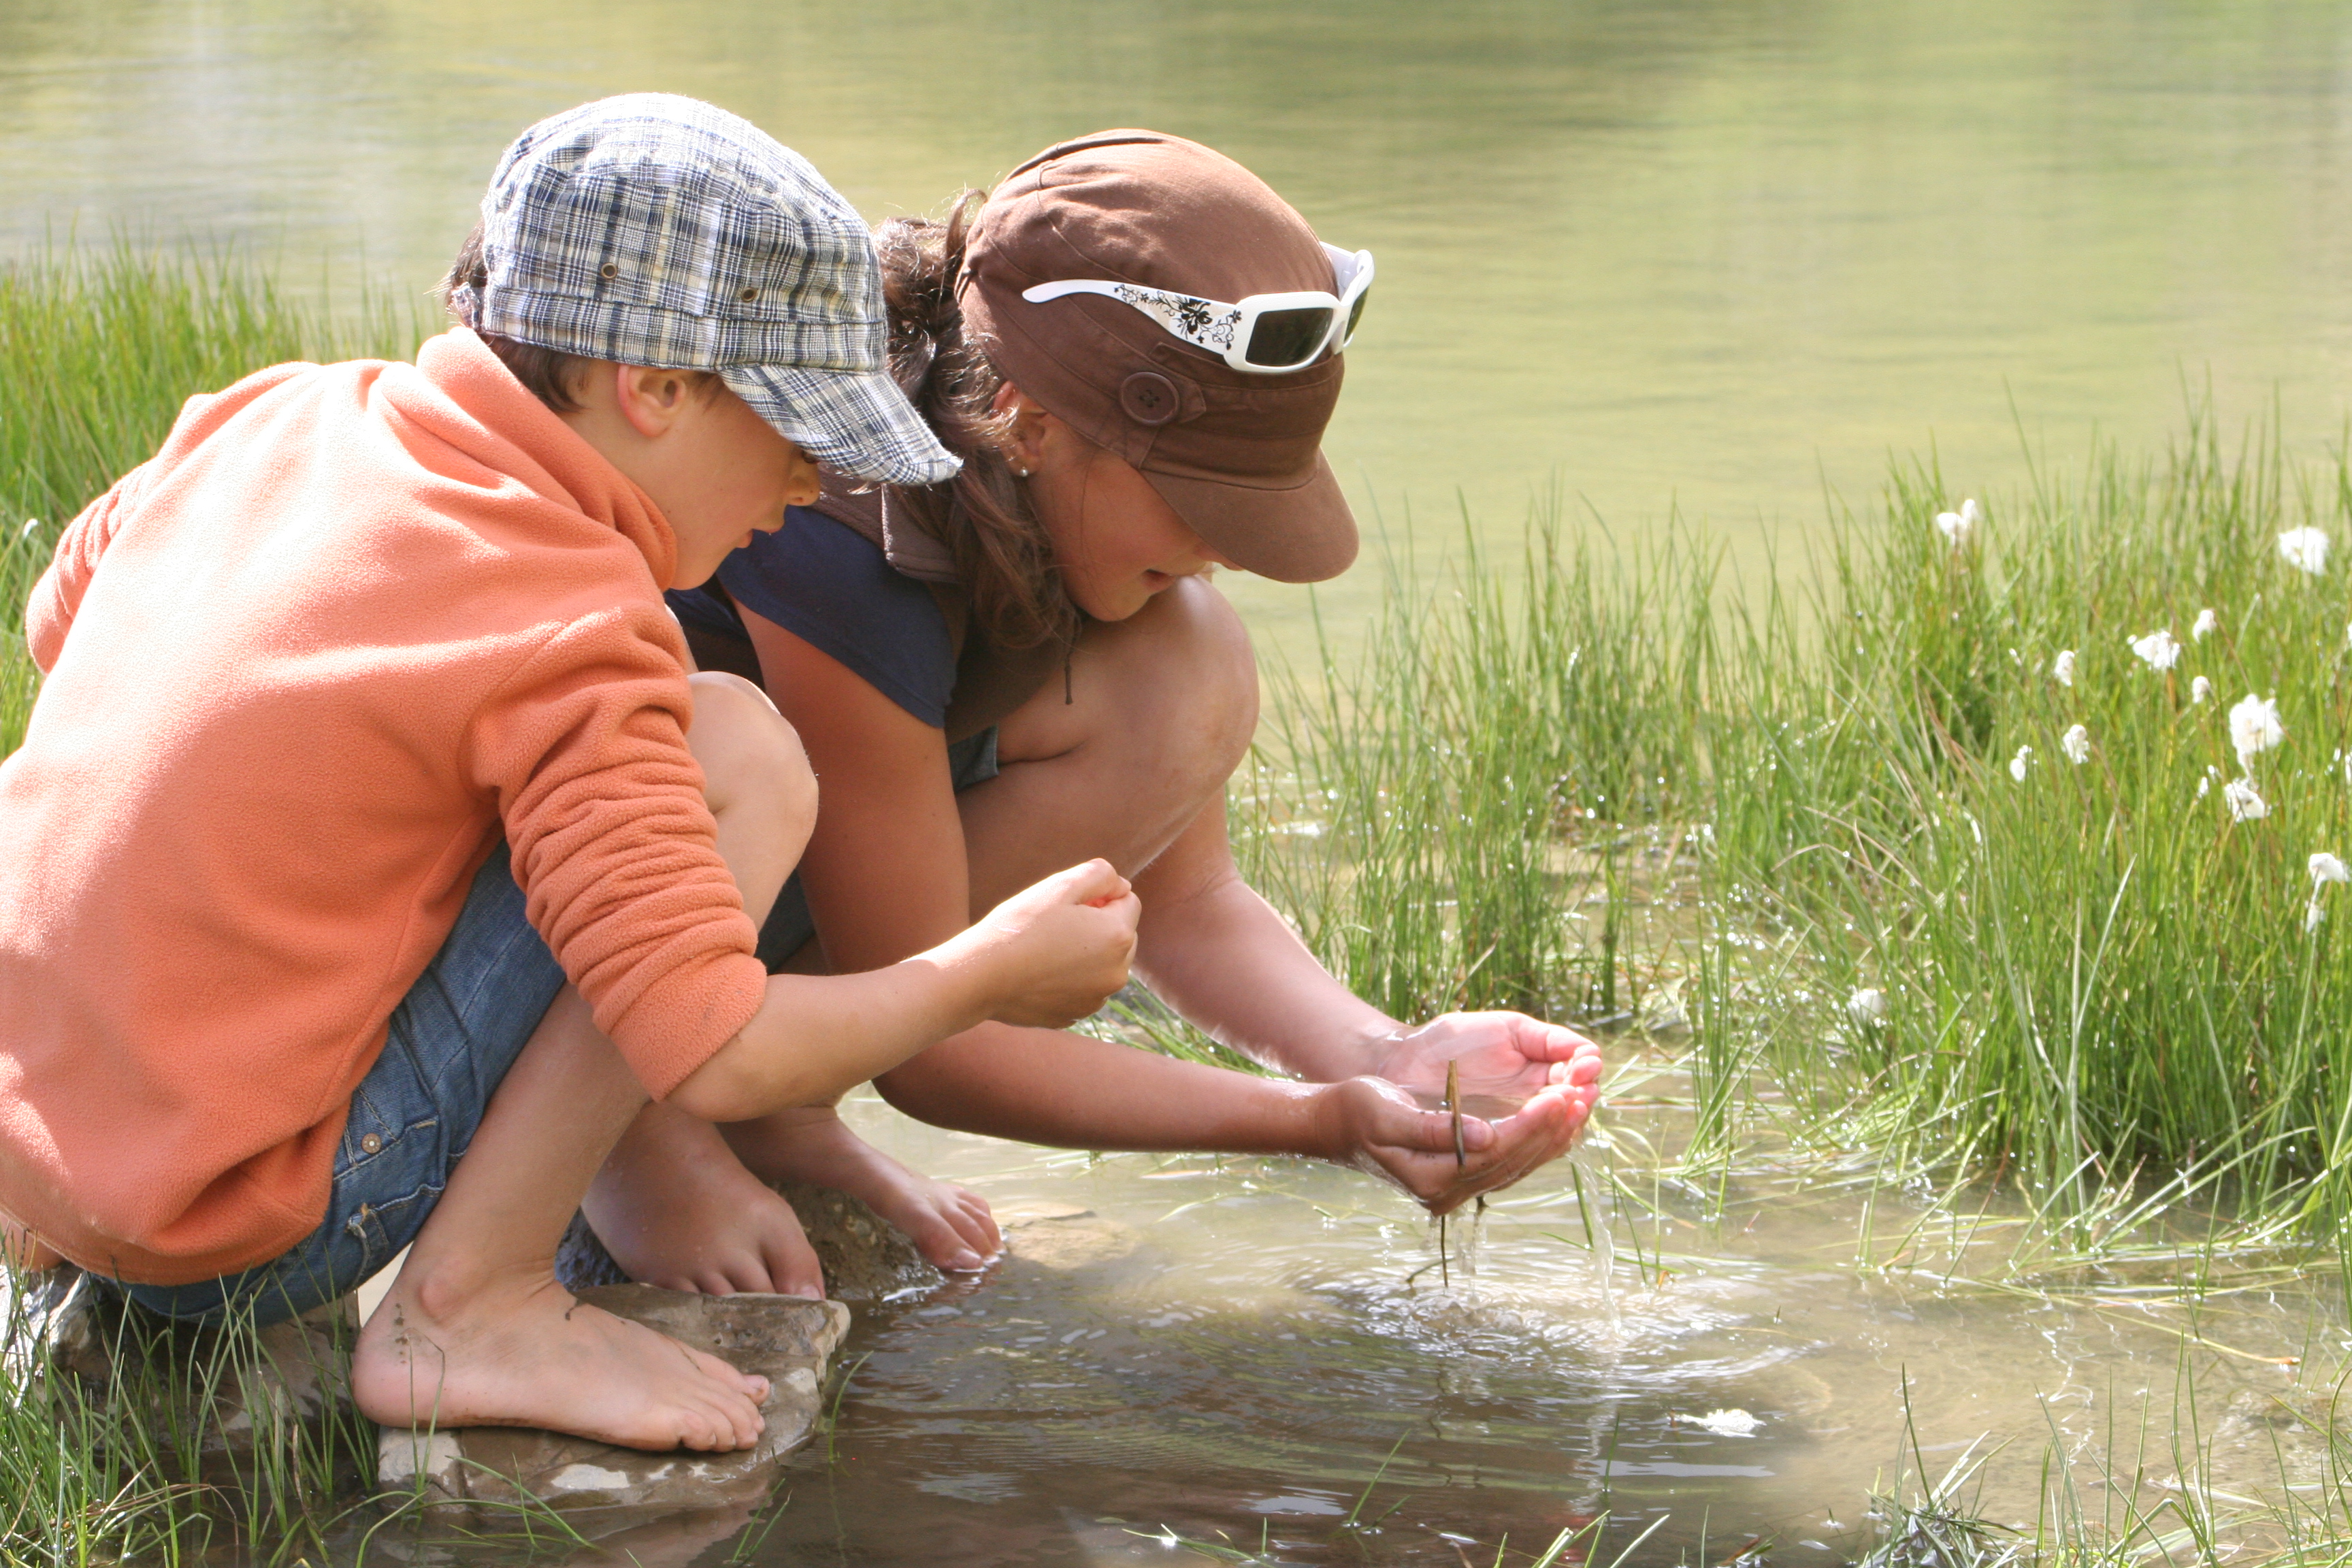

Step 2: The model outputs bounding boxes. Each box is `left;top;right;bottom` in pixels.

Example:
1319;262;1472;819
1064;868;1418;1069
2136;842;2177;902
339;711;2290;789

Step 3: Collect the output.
455;94;958;487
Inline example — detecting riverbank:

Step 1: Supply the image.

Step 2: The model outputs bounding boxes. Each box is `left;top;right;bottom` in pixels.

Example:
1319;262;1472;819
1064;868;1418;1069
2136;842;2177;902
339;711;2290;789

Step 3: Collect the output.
9;248;2352;1563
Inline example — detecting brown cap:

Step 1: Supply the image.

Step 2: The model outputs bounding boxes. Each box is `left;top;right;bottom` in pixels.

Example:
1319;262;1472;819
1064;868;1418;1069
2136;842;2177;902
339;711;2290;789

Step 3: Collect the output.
958;130;1358;584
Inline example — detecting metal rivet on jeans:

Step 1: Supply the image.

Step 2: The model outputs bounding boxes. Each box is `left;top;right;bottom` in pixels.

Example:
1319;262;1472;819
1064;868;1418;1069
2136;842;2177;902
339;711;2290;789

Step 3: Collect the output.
359;1132;382;1154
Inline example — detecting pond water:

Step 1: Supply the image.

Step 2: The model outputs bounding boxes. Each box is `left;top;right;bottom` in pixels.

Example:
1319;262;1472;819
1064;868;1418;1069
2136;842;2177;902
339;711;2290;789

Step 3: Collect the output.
8;0;2352;656
556;1077;2337;1567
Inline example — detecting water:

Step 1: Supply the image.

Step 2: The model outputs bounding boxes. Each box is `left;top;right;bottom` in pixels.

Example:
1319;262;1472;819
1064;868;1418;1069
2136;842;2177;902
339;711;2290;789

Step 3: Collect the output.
8;1;2352;656
657;1079;2336;1568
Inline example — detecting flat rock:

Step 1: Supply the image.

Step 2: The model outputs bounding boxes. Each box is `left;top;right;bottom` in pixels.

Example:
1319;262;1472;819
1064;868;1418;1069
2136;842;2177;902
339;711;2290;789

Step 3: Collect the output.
376;1284;847;1528
997;1204;1139;1270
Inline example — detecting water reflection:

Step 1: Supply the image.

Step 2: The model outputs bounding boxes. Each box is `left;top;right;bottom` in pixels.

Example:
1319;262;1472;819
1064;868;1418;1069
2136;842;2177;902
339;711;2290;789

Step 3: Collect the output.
7;1;2352;656
681;1084;2336;1567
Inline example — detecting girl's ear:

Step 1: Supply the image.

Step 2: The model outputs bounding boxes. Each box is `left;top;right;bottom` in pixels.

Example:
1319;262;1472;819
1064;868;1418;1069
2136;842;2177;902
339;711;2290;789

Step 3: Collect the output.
990;382;1048;476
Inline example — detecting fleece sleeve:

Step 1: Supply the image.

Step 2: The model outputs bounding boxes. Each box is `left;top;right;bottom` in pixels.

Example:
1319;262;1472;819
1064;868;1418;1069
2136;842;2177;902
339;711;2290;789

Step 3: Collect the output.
25;466;150;674
465;604;770;1098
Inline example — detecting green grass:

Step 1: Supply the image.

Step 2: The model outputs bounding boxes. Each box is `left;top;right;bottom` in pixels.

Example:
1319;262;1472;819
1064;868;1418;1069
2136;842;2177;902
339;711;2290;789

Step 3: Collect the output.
1240;416;2352;1251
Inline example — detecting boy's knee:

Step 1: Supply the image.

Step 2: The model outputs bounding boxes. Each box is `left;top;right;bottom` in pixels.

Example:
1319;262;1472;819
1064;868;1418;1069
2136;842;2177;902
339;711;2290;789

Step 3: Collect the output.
687;671;815;819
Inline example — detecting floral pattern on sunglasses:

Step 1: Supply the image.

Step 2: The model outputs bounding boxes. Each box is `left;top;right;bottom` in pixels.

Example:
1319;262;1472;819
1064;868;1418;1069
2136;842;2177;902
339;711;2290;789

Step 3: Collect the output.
1021;243;1372;375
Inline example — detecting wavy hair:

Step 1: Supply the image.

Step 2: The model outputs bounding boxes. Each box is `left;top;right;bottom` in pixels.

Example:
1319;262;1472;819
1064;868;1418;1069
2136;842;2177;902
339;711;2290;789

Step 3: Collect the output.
874;198;1077;653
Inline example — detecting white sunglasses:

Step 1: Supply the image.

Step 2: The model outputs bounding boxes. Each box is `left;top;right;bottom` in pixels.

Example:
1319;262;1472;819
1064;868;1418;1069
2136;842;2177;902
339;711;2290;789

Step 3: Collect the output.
1020;242;1373;375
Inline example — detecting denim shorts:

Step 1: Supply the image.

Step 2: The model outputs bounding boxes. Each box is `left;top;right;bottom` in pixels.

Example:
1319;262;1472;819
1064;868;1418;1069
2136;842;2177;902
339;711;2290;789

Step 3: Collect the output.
754;725;1000;970
113;842;565;1326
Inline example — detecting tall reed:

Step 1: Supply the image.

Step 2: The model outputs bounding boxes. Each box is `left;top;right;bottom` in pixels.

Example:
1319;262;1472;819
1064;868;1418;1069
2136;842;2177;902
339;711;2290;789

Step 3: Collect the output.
1243;414;2352;1240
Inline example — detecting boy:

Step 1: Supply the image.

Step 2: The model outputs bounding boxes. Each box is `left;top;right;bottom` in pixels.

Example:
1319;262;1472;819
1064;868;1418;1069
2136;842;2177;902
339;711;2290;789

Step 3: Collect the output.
0;95;1139;1453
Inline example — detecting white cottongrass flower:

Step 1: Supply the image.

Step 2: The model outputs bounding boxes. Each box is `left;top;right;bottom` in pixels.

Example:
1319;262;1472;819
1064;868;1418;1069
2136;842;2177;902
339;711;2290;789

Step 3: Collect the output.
2224;777;2269;821
2191;675;2213;704
1935;497;1981;549
2311;854;2349;934
2279;526;2332;574
1846;987;1890;1025
2193;608;2219;641
2128;628;2181;670
2061;724;2091;764
2008;745;2034;782
2343;619;2352;650
2229;693;2286;766
2051;649;2076;687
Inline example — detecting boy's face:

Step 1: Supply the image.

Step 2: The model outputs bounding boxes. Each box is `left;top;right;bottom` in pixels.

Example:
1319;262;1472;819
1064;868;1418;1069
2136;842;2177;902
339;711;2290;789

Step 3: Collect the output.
564;365;823;588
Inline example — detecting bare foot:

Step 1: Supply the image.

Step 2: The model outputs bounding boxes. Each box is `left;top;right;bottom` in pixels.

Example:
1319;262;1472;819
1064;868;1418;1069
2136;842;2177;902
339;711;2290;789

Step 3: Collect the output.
353;1262;770;1452
724;1107;1000;1272
586;1105;823;1298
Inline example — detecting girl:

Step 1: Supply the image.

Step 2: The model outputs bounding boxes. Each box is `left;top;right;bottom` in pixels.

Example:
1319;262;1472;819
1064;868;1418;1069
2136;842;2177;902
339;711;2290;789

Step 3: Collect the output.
587;131;1604;1294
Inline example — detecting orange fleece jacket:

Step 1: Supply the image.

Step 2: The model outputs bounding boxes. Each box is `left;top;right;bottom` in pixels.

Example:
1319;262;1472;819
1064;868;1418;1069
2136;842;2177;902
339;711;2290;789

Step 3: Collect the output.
0;329;769;1285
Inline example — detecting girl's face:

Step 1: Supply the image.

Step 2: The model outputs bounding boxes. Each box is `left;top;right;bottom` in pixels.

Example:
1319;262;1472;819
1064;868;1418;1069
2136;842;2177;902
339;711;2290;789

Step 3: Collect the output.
998;387;1238;622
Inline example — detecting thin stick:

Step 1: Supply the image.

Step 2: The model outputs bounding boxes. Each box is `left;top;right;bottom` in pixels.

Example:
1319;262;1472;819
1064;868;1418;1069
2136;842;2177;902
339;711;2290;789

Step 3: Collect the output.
1446;1058;1465;1169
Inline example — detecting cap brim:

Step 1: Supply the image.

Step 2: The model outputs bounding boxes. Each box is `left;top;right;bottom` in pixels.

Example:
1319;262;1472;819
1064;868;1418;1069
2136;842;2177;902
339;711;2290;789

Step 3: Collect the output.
1142;453;1358;585
720;363;961;487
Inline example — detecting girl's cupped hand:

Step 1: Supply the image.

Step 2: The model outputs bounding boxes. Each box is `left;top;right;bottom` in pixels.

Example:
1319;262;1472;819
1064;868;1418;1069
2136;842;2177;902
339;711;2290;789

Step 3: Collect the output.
1306;1060;1603;1216
1368;1012;1603;1118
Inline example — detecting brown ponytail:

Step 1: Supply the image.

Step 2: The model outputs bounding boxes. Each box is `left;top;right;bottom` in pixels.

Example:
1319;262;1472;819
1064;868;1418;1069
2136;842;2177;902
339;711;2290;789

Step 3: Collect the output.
875;199;1078;654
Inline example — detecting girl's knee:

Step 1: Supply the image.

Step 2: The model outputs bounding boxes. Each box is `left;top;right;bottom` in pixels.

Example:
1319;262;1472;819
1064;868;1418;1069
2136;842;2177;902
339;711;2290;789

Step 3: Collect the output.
1147;580;1259;770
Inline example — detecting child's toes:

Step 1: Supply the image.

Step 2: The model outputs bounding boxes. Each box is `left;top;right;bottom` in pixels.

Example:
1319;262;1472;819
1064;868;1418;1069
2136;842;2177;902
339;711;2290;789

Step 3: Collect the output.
952;1190;1002;1258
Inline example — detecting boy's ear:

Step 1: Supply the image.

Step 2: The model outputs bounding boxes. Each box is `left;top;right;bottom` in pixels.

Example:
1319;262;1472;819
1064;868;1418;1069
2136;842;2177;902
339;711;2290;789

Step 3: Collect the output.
612;364;698;438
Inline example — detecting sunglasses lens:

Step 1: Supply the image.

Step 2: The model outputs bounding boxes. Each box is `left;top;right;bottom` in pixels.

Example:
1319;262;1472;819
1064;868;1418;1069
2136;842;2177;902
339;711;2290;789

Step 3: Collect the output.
1243;306;1335;369
1341;287;1370;348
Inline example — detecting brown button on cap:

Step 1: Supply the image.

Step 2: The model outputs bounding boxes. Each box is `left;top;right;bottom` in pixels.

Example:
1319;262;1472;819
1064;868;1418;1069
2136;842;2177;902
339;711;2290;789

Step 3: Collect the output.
1120;370;1181;426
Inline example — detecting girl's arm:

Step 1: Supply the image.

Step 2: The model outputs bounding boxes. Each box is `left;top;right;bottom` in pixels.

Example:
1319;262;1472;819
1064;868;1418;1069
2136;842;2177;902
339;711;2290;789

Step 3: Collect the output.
1128;795;1601;1120
740;608;1586;1209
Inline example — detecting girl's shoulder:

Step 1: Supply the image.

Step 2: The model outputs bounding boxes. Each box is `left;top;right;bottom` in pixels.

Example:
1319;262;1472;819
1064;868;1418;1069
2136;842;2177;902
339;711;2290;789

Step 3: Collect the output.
687;507;960;728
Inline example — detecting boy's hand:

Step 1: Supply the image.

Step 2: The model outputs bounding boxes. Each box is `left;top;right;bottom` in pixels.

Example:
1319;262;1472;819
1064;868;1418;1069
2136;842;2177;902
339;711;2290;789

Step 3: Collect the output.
1305;1072;1603;1215
951;858;1140;1028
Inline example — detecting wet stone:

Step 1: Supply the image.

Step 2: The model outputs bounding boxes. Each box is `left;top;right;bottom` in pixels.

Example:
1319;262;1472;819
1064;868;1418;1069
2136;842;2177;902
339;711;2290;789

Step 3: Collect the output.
376;1285;848;1530
778;1181;944;1301
996;1203;1139;1270
555;1180;945;1303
